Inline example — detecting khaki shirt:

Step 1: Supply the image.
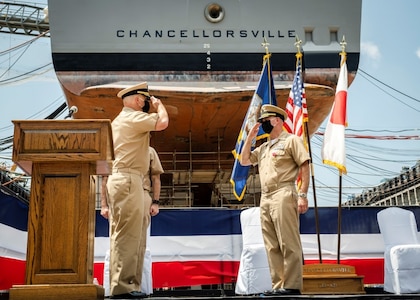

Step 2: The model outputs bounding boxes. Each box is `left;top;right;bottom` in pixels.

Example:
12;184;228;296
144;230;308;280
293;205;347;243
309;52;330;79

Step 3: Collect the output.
143;147;164;191
111;107;158;175
250;131;309;190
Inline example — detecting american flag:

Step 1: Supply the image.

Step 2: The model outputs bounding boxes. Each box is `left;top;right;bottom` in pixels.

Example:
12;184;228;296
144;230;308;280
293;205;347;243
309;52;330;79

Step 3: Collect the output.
283;58;308;188
284;59;308;137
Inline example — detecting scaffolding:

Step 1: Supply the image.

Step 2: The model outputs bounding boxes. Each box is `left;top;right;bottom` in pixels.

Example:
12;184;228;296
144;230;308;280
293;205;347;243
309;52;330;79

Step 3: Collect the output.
0;2;49;36
345;162;420;207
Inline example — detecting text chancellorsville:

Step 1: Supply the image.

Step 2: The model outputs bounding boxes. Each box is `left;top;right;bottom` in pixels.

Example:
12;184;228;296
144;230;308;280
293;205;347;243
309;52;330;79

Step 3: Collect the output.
116;29;297;39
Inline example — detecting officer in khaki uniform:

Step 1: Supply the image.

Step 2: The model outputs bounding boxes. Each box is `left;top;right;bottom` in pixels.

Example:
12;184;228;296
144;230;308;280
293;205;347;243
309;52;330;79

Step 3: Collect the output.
101;146;164;297
240;104;310;296
104;82;168;299
139;146;163;280
142;146;164;223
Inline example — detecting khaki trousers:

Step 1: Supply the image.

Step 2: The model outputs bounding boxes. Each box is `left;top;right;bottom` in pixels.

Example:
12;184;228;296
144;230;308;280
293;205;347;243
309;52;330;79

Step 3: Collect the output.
260;187;303;291
107;172;146;296
139;190;152;278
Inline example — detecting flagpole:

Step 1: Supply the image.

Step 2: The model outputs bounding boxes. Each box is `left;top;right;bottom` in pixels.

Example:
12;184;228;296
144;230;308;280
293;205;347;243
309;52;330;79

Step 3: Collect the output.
336;36;347;264
305;124;323;263
295;36;323;263
314;36;365;293
337;172;343;264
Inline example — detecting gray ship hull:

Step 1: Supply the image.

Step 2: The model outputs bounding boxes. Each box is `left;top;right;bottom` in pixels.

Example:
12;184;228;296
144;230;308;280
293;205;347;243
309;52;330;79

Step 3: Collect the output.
47;0;362;204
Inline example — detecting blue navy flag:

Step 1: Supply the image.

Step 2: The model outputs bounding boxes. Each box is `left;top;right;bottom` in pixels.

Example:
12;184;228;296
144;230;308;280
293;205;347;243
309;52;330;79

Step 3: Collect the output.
230;55;277;201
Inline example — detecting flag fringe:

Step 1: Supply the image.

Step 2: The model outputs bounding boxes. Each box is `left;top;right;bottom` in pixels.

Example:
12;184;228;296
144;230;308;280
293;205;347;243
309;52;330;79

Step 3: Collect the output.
229;178;247;201
322;159;347;175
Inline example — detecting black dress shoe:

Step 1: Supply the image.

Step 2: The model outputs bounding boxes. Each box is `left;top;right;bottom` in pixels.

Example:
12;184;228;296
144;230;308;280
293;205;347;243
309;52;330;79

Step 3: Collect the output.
264;288;301;295
263;289;274;295
110;291;147;299
273;288;301;295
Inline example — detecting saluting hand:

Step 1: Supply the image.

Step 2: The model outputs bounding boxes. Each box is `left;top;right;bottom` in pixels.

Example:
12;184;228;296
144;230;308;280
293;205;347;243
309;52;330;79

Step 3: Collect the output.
248;122;260;139
150;96;162;109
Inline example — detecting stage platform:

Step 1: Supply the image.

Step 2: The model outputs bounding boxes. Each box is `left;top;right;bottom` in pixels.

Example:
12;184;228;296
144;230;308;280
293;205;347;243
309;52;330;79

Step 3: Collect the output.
2;287;420;300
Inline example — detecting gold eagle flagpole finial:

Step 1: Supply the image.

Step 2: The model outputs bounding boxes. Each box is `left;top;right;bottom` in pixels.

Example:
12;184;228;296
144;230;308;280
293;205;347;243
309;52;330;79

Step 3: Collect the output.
294;35;303;62
261;38;271;62
261;37;270;54
340;35;347;63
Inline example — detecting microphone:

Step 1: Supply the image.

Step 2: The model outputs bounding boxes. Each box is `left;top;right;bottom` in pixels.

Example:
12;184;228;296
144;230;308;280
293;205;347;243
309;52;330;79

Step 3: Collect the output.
65;106;78;119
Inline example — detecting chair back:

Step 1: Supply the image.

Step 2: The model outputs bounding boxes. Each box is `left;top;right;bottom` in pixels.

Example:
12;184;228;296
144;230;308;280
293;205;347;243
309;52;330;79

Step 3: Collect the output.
235;207;271;295
377;207;419;247
240;207;264;247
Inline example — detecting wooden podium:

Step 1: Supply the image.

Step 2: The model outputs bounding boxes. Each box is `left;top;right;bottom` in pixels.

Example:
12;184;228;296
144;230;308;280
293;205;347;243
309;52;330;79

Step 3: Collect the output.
303;263;365;294
9;120;114;300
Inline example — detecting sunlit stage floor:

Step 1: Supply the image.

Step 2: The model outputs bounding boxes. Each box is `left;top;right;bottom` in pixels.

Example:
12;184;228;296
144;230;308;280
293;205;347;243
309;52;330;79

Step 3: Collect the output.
3;287;420;300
